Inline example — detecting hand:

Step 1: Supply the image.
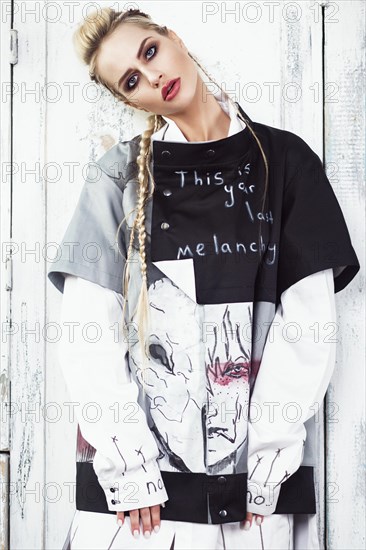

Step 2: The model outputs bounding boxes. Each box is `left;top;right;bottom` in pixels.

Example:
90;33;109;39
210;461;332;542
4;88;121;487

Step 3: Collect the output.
240;511;264;530
116;503;165;538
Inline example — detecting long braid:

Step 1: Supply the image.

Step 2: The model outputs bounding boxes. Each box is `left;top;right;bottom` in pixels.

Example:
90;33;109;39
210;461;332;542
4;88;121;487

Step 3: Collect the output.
188;52;269;264
113;112;165;398
134;116;155;393
116;113;165;397
188;52;269;209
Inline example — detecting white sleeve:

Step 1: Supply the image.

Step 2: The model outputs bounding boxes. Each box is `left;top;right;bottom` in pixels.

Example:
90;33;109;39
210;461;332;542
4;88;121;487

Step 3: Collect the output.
246;268;337;515
58;274;169;512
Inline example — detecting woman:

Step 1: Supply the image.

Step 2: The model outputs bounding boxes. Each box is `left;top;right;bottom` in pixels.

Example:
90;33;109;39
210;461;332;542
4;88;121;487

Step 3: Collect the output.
48;7;360;550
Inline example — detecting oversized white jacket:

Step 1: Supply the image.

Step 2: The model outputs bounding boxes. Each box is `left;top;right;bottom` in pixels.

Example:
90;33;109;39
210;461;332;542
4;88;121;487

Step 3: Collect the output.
59;267;336;515
49;92;359;526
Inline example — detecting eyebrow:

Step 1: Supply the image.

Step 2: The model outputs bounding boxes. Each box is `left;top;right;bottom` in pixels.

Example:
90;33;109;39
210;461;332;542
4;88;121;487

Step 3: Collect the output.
117;36;153;89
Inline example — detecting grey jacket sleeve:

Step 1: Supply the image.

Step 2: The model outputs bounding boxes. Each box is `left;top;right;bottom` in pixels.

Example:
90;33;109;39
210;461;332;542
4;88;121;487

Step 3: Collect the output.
47;139;138;295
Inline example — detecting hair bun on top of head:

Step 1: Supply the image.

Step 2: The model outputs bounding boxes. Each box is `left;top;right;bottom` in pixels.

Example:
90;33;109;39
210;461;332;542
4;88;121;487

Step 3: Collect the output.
124;8;150;19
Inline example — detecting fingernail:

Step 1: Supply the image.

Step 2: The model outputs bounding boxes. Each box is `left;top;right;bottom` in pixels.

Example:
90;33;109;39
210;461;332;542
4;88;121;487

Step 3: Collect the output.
243;520;251;531
161;502;166;508
133;530;140;538
143;531;151;538
154;525;160;533
255;516;263;525
117;519;123;527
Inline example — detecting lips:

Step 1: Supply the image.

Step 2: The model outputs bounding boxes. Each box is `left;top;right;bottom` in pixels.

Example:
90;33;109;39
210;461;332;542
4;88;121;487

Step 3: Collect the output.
162;78;180;100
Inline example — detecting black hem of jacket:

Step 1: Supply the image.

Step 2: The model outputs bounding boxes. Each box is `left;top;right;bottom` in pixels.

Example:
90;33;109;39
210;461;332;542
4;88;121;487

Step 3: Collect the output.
75;462;316;524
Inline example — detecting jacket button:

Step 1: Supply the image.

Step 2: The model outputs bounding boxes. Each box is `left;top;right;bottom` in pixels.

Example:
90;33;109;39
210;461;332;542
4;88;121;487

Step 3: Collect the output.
161;222;170;230
219;509;228;518
163;189;172;196
161;150;171;157
218;476;227;484
206;149;215;157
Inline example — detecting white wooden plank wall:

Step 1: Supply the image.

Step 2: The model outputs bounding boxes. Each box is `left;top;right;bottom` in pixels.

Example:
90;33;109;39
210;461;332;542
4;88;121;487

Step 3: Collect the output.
1;1;14;549
324;2;365;549
7;1;47;549
2;1;364;548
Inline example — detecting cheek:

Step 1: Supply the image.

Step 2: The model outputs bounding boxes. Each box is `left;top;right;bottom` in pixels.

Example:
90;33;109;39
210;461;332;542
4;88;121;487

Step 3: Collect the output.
170;50;196;78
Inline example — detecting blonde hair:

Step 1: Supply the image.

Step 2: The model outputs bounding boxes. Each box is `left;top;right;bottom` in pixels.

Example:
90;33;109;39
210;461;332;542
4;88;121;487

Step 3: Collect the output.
73;7;269;397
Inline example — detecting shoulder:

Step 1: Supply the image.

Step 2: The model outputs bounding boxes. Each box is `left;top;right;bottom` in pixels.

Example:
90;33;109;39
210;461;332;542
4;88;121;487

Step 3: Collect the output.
253;119;322;164
94;133;142;193
251;119;324;190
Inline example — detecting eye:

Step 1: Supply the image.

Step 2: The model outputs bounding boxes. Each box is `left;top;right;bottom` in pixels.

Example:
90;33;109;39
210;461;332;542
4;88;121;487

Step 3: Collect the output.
150;343;169;368
125;43;158;91
149;342;174;374
126;74;138;90
145;44;157;60
223;362;249;379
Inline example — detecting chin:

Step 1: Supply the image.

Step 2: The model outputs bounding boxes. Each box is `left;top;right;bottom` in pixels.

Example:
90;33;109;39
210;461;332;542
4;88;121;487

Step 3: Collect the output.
166;94;195;115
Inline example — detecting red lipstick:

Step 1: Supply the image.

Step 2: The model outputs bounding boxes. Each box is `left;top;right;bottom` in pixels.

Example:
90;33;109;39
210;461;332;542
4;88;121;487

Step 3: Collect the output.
162;78;181;101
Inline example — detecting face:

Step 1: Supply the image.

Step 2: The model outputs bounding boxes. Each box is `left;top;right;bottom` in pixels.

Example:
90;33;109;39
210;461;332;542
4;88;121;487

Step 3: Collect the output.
96;23;200;115
128;275;251;472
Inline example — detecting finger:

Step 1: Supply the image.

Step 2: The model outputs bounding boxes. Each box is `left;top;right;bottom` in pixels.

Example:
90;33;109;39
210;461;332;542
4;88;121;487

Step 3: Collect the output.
150;504;161;534
255;514;264;525
129;509;141;537
139;507;152;538
240;511;253;530
116;511;124;527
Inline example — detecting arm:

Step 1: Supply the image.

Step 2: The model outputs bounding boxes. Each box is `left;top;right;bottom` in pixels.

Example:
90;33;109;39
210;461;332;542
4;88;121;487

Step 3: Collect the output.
58;274;169;512
246;268;337;515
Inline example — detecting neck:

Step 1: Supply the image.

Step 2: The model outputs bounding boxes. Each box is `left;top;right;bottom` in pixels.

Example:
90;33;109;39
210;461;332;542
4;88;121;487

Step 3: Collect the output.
163;76;231;142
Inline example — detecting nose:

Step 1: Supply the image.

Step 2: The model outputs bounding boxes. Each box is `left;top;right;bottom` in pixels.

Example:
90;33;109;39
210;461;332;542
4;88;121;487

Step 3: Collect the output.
145;70;163;88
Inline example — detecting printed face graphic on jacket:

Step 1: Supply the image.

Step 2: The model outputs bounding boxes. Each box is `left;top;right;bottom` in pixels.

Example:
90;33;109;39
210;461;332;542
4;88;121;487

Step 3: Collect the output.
129;277;252;473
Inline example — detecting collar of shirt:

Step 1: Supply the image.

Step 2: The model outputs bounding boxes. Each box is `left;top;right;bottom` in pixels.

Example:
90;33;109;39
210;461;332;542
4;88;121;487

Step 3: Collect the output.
150;89;246;143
